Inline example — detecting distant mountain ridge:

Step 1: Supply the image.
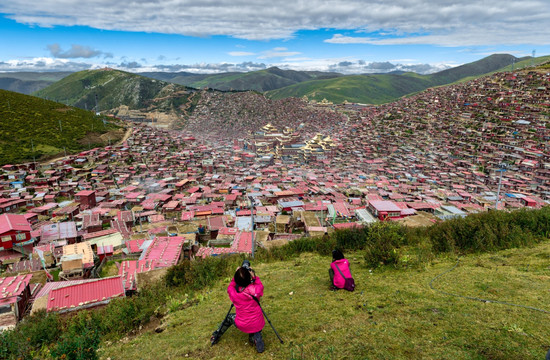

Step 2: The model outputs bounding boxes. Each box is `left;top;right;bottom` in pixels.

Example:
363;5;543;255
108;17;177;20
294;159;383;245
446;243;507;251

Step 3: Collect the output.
33;69;198;116
0;72;71;94
267;54;547;104
141;67;342;92
29;54;550;112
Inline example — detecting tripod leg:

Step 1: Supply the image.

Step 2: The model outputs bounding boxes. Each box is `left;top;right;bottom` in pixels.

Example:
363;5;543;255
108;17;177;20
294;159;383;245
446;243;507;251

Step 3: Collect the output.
211;312;235;345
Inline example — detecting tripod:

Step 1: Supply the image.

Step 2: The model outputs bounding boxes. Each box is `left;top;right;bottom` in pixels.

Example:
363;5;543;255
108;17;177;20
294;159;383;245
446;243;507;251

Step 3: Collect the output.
211;303;234;346
211;299;283;345
252;296;284;344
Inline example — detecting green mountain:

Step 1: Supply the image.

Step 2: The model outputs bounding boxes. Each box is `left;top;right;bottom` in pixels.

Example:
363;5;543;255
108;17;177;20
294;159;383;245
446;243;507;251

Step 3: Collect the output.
0;89;122;165
33;69;198;114
0;72;71;95
142;67;342;92
267;54;550;104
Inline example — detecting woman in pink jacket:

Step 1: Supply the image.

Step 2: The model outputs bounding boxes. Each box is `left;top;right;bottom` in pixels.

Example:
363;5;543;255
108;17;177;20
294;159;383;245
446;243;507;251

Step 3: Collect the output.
211;266;265;353
329;249;354;291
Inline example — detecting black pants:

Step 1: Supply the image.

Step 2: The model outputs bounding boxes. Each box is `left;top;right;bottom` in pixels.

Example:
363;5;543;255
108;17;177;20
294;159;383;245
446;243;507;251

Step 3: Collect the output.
212;313;261;343
329;268;335;285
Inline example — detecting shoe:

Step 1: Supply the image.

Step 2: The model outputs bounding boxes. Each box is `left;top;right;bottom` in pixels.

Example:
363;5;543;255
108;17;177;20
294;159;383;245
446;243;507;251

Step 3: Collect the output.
248;334;254;344
253;331;265;353
210;330;220;346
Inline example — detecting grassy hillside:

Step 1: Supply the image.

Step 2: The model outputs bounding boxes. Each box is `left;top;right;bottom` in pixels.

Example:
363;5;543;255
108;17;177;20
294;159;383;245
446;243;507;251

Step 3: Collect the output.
0;89;121;165
267;54;550;104
33;69;197;115
267;73;433;104
99;244;550;359
143;67;342;92
455;55;550;84
2;208;549;359
0;72;71;94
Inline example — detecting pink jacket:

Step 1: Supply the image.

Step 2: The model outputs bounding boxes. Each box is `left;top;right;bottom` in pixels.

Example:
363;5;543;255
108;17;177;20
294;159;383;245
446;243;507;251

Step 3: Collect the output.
227;276;265;334
331;259;352;289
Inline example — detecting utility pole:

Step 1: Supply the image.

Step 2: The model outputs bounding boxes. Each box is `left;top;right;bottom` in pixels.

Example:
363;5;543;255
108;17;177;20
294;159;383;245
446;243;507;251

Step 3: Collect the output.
248;195;255;259
495;163;508;210
31;139;36;166
58;119;62;132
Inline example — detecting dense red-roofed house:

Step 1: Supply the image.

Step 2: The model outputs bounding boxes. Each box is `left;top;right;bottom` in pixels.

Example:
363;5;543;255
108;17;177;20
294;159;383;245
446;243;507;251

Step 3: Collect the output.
82;212;102;233
118;259;155;293
0;274;33;330
75;190;96;209
521;196;538;207
0;214;32;251
230;231;253;254
46;276;125;313
368;200;403;221
97;244;114;262
141;236;186;268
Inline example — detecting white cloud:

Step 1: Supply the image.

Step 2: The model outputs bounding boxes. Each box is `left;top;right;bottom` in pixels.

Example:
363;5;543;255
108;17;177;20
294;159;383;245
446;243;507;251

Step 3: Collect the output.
258;47;301;59
324;34;374;44
228;51;256;56
0;56;450;75
47;43;112;58
0;57;104;72
1;1;549;45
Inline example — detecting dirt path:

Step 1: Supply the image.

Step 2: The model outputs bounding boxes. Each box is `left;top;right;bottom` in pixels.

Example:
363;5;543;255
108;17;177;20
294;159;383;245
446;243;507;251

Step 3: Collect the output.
40;125;132;164
116;126;133;146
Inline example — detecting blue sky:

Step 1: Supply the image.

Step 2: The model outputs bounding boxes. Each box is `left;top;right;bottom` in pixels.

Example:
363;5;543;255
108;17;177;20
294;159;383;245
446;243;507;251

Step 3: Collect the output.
1;1;550;74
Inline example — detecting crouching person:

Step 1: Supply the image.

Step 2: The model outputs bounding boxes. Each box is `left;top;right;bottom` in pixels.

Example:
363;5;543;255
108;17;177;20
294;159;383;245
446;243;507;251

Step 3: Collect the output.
329;249;355;291
211;263;265;353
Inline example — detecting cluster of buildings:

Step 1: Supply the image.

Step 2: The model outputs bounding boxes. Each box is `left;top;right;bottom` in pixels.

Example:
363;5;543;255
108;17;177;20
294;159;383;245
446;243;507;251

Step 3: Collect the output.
238;123;337;164
0;67;548;330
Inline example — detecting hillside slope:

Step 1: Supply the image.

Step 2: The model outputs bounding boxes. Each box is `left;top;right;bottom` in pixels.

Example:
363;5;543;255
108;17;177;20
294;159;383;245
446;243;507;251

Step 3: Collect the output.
0;72;71;94
0;89;122;165
143;67;342;92
99;244;550;359
267;73;433;104
267;54;549;104
33;69;198;115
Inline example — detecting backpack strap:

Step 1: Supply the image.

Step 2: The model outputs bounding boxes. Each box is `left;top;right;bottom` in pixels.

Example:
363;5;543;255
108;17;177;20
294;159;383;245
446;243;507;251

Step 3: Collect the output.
334;263;348;280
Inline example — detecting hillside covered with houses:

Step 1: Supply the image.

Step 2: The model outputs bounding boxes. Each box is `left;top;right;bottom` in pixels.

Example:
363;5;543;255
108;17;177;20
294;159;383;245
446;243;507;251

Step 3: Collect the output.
0;65;549;332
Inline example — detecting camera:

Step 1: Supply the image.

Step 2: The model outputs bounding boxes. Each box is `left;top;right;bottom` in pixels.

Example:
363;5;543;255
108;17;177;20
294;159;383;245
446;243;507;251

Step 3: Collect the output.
242;259;251;270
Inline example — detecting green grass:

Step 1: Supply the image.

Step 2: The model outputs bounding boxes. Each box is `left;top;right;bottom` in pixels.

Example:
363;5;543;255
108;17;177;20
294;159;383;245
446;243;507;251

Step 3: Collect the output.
99;242;550;360
100;260;120;278
0;89;120;165
267;73;433;105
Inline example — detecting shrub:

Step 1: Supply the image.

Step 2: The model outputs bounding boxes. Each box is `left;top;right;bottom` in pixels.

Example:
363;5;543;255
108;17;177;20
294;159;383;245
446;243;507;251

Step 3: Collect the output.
363;222;406;268
51;327;100;360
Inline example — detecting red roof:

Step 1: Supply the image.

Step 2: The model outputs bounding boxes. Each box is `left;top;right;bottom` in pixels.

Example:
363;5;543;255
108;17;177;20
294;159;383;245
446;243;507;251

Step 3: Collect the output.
81;228;118;240
75;190;95;197
230;231;253;253
97;244;114;255
369;200;402;212
119;260;155;291
0;274;32;306
47;276;125;313
125;239;146;253
0;214;32;235
142;236;185;267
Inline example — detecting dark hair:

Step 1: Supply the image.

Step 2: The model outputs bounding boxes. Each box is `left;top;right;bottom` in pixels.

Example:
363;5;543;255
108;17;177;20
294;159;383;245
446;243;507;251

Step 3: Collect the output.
234;267;252;288
332;249;344;261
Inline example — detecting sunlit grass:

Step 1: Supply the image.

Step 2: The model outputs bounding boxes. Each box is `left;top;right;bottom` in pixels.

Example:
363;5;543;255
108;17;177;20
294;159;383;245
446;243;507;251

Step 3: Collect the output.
99;241;550;360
